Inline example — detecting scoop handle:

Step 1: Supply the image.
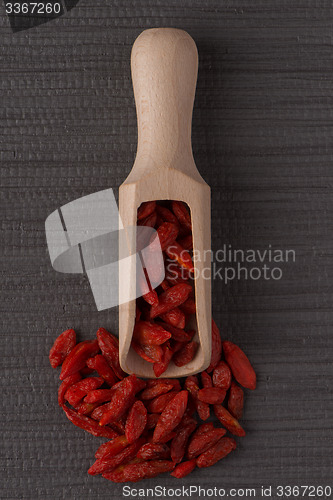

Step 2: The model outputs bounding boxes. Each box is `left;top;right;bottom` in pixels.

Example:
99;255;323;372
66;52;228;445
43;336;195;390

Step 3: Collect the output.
131;28;198;171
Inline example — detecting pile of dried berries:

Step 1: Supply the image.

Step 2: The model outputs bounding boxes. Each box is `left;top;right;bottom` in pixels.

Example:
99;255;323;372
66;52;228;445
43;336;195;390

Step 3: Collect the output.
50;325;256;482
133;200;199;375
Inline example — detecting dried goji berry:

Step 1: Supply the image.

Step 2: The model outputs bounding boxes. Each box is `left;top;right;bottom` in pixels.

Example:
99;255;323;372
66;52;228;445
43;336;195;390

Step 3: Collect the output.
49;328;76;368
76;401;100;416
187;427;227;459
88;438;145;475
197;387;226;405
222;341;256;390
152;341;175;377
156;205;179;226
196;437;236;468
146;413;160;430
157;322;193;342
154;222;179;251
137;201;156;220
214;404;246;437
171;459;196;478
212;361;232;390
86;355;118;387
103;459;174;482
65;376;104;407
179;298;196;315
153;391;188;443
95;435;129;460
173;341;198;367
84;388;114;404
138;211;157;228
171;201;192;231
159;307;186;329
133;321;171;346
170;417;197;463
60;340;99;381
228;381;244;420
184;376;210;421
201;371;213;388
206;319;222;373
146;390;180;414
137;443;170;460
132;342;164;363
125;401;147;443
165;242;194;273
97;328;125;380
140;381;174;400
62;406;118;440
58;372;82;406
150;283;192;318
99;375;139;426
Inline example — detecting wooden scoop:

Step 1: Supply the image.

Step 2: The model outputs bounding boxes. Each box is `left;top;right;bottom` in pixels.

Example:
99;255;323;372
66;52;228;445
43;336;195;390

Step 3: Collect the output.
119;28;211;378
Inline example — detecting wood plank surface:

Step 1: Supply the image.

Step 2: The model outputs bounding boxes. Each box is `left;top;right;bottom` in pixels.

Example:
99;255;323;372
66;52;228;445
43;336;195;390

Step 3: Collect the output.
1;1;332;498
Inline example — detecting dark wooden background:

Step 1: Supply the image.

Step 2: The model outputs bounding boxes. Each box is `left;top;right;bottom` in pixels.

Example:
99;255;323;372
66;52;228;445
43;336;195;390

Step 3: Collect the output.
1;1;332;499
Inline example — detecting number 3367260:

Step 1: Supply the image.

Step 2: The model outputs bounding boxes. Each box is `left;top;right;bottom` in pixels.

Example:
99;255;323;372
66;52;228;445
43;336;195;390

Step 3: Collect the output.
5;3;61;14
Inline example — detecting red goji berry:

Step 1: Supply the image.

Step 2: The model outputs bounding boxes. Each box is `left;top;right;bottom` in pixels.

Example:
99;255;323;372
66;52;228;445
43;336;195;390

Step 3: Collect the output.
146;413;160;430
58;372;81;406
60;340;99;381
159;307;186;329
103;459;174;482
157;322;193;342
62;406;118;440
165;242;194;273
179;298;196;315
222;341;257;390
137;201;156;220
95;435;129;460
133;321;171;346
154;222;179;251
171;459;196;478
49;328;76;368
156;205;179;226
138;211;157;228
137;443;170;460
171;201;192;231
206;319;222;373
147;391;180;414
65;376;104;407
84;388;114;404
184;375;210;421
76;401;100;416
214;404;246;437
228;381;244;420
187;427;227;459
173;340;198;367
201;370;213;388
97;328;125;380
88;437;145;475
140;381;174;400
132;342;164;363
197;387;226;405
196;437;236;468
170;417;197;463
212;361;232;390
150;283;192;319
99;374;139;426
125;401;147;443
153;391;188;443
86;355;118;387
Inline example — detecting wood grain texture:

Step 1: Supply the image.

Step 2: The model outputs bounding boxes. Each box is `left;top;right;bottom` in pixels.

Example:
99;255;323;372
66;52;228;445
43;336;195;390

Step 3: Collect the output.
1;1;332;498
